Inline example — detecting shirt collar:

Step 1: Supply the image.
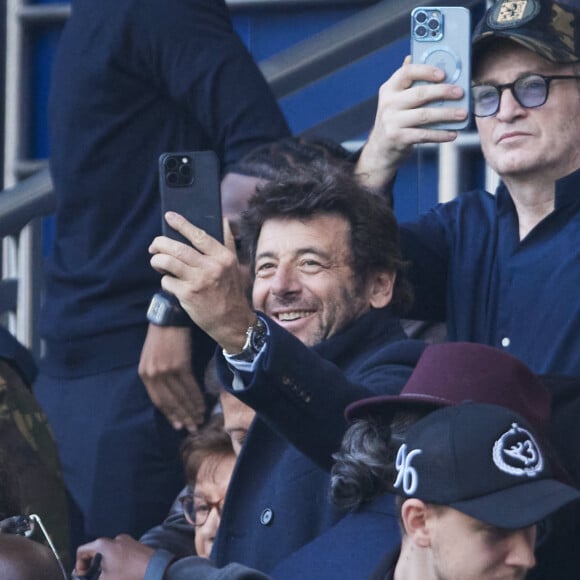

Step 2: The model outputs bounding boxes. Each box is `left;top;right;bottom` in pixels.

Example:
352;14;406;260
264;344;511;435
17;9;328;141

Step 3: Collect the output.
495;167;580;213
554;168;580;210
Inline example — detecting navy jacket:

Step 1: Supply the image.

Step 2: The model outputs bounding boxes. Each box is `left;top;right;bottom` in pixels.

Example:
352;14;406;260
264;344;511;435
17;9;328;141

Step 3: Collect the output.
160;496;399;580
213;307;424;572
270;494;399;579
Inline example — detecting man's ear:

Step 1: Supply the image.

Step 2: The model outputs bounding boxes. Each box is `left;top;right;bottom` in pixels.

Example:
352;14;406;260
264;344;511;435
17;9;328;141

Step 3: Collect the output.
368;271;395;309
401;499;432;548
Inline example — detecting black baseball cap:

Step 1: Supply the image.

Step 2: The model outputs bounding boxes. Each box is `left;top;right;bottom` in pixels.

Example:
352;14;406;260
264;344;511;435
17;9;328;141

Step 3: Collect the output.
392;402;580;529
473;0;580;63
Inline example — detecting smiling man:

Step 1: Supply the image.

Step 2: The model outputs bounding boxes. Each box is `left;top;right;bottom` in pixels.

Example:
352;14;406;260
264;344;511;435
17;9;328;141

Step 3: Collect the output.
147;160;424;573
356;0;580;378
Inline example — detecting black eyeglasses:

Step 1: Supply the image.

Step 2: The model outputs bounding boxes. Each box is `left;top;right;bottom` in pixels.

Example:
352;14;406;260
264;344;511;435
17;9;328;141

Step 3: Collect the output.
0;514;68;579
472;73;580;117
179;494;225;527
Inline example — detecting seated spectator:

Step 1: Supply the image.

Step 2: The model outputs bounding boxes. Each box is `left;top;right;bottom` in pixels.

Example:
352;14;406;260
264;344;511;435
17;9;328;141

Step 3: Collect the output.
355;0;580;377
73;405;250;579
179;414;237;559
139;355;256;557
71;148;420;580
367;402;580;579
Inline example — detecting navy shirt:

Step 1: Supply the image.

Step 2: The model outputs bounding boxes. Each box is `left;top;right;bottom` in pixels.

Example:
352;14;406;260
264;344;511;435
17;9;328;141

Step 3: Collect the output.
401;168;580;376
41;0;290;376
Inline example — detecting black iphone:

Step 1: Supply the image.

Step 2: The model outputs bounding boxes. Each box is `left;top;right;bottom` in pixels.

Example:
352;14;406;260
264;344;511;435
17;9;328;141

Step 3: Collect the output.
159;150;223;244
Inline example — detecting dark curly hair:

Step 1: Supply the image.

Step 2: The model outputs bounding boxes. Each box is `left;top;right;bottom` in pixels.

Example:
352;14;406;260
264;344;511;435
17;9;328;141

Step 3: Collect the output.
330;407;433;512
240;160;413;313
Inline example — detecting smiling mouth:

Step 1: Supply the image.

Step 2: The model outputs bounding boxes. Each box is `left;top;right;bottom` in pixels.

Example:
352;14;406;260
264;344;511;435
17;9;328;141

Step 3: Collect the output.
276;311;314;322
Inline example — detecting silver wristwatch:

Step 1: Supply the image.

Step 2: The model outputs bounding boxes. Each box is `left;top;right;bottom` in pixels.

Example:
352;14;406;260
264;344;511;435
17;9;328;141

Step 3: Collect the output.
228;317;267;362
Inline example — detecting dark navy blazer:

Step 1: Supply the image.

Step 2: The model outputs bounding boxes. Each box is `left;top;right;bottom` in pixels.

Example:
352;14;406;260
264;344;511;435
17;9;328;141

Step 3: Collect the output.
270;494;400;580
212;307;425;572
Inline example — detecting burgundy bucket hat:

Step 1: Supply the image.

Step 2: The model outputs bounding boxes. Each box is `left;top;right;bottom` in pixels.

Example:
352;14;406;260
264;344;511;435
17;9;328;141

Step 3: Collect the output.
345;342;551;438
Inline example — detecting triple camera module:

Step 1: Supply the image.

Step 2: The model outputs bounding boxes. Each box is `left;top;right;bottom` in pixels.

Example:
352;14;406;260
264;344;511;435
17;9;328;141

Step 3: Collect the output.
163;155;194;187
412;9;443;42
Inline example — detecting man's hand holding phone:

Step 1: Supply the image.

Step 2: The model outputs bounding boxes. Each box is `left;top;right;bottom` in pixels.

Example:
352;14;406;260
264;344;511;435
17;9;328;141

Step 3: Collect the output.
357;6;471;191
149;212;256;357
410;6;472;130
356;56;468;191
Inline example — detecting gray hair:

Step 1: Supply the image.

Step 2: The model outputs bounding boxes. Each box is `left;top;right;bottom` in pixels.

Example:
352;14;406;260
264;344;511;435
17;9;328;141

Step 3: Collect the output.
330;418;392;512
330;408;432;511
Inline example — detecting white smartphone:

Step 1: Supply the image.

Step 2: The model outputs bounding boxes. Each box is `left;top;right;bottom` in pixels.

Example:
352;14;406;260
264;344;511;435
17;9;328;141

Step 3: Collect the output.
410;6;472;130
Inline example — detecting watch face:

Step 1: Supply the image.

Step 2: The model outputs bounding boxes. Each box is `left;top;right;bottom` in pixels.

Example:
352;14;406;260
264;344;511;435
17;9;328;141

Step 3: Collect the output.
250;318;267;352
229;318;267;362
147;295;171;325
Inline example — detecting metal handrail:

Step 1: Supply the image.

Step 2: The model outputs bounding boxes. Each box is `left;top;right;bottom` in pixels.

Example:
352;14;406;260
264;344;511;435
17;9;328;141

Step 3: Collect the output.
0;169;54;355
261;0;482;98
0;168;54;236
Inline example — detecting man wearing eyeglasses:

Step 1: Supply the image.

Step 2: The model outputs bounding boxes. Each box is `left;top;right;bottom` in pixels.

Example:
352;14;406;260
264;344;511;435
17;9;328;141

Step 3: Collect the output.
357;0;580;378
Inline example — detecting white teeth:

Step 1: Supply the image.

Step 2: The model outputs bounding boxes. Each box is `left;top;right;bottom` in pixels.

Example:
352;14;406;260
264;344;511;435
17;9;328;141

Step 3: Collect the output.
278;311;310;321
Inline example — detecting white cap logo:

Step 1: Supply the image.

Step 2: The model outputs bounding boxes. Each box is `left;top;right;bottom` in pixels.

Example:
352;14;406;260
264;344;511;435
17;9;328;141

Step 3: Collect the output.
394;443;423;495
492;422;544;477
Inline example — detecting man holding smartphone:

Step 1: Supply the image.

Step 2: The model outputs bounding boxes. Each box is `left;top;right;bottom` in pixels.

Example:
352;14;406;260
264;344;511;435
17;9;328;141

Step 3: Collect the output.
145;161;423;574
357;0;580;378
356;4;580;575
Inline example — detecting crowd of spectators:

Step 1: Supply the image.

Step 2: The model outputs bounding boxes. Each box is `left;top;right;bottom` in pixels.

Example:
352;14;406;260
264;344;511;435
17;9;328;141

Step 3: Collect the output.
0;0;579;578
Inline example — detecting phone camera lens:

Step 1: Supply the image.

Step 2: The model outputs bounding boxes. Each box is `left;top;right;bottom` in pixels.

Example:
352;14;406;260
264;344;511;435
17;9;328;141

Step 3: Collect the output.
165;157;178;171
415;10;427;23
179;164;192;179
428;17;439;30
415;25;427;38
166;172;179;185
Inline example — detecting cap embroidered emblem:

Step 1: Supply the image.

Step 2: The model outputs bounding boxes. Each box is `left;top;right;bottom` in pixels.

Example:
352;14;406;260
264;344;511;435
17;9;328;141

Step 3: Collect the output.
492;422;544;477
394;443;422;495
489;0;540;29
